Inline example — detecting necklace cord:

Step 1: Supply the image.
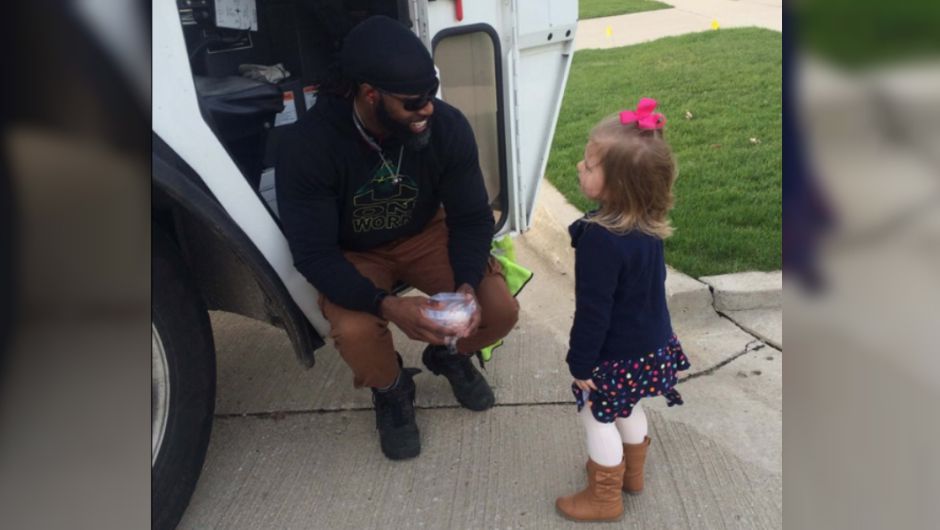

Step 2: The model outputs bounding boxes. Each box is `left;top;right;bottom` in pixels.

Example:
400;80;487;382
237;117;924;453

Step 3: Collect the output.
352;103;404;183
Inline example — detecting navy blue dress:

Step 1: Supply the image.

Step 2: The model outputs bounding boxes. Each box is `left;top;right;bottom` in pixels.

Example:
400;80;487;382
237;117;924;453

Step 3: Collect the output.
566;217;691;422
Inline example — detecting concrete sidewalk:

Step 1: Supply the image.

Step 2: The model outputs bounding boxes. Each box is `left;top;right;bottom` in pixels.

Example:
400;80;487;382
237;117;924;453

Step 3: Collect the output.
576;0;781;50
178;239;781;529
178;201;782;529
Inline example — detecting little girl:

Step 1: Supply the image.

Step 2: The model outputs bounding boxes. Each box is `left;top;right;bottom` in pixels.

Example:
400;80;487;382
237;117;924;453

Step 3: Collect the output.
555;98;691;522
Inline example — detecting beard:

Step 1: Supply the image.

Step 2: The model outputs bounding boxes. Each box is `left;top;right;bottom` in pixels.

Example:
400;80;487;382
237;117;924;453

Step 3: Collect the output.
376;98;432;151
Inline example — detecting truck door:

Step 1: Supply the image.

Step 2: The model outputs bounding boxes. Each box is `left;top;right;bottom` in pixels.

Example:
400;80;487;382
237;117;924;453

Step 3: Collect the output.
421;0;578;233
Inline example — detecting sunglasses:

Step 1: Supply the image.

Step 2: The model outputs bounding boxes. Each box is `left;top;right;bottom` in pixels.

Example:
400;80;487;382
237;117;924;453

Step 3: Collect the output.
379;79;439;111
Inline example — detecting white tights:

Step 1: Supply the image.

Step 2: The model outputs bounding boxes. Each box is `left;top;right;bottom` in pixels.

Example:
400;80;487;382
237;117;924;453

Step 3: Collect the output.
579;389;648;467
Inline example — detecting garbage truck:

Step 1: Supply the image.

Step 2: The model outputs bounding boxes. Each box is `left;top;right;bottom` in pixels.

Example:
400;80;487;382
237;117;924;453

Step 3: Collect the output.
152;0;577;528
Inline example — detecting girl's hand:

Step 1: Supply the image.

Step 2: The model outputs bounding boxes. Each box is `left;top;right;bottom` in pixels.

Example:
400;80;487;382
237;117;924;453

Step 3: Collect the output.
574;379;597;392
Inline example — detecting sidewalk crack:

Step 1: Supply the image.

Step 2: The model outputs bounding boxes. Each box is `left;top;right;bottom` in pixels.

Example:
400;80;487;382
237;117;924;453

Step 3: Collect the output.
215;340;771;420
677;339;766;384
715;308;782;351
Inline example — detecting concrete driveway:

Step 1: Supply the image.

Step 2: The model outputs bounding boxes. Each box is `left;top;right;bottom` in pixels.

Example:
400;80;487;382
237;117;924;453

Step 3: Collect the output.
576;0;782;50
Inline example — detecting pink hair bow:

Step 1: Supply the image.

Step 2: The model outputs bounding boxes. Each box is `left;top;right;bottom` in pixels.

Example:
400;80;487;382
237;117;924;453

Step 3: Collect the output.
619;98;666;129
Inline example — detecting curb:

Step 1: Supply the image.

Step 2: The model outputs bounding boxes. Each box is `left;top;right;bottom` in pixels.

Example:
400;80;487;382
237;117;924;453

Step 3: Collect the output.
700;271;782;312
522;181;782;328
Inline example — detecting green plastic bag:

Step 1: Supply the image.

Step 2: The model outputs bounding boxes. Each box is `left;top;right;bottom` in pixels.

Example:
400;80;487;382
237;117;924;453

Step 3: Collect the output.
479;235;533;363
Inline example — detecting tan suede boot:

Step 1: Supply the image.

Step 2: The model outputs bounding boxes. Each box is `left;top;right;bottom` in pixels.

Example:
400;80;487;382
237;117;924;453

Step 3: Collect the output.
555;459;626;522
622;436;651;494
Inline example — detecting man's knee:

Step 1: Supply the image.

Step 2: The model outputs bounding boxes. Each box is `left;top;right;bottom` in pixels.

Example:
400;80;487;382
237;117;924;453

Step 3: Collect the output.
330;312;389;343
486;296;519;339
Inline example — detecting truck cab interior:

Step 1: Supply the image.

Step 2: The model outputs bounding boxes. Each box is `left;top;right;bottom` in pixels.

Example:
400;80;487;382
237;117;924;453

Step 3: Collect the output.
175;0;507;229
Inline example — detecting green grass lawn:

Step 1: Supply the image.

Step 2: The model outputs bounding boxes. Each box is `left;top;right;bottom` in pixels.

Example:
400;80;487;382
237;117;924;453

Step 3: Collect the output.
580;0;672;20
545;28;781;277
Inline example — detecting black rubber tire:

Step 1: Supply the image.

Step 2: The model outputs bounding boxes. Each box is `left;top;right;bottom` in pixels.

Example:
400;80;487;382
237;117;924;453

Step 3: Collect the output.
152;227;216;530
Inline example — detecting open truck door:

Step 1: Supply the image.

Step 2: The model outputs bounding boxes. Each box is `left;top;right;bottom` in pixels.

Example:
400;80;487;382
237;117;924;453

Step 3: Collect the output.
422;0;577;233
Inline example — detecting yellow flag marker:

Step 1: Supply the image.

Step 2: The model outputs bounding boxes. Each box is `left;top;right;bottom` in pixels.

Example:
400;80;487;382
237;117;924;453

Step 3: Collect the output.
711;19;720;30
605;25;613;39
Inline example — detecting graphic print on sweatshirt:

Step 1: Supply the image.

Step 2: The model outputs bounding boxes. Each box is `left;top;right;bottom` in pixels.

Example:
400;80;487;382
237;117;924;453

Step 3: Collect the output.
352;160;418;233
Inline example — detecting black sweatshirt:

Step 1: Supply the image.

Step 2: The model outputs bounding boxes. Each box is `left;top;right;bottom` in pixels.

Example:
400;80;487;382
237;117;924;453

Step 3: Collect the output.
566;218;674;380
276;94;494;314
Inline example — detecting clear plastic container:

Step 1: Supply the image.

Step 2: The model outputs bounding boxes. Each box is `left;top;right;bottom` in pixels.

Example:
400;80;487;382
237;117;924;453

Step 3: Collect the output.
423;292;477;353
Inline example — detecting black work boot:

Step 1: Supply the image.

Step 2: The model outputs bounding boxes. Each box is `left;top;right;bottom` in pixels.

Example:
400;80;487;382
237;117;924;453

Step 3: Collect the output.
371;367;422;460
422;345;495;411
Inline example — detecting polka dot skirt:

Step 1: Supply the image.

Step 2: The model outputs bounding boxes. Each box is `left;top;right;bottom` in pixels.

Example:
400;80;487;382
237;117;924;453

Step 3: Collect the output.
572;335;691;423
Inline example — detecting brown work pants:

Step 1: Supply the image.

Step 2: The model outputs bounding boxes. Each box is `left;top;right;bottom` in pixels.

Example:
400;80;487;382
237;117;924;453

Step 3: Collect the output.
319;212;520;389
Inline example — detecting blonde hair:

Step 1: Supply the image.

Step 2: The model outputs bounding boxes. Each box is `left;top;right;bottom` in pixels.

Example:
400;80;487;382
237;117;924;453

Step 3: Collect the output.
585;114;677;239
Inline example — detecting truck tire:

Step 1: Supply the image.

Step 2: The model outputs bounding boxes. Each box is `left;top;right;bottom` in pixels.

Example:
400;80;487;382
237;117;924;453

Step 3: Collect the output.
152;227;216;530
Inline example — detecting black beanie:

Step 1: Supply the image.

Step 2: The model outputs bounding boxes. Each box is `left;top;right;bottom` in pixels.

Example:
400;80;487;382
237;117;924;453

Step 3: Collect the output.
340;16;438;95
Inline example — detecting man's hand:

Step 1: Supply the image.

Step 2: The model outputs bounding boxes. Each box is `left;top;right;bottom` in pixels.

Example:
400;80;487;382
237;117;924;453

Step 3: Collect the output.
380;295;450;345
455;283;482;338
